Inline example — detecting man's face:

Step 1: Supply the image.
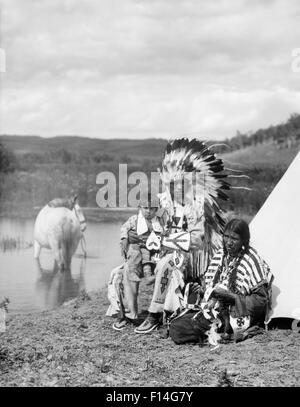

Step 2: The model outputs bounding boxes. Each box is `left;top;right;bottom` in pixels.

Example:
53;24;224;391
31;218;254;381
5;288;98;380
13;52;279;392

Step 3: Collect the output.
141;206;158;220
223;230;243;256
172;181;184;204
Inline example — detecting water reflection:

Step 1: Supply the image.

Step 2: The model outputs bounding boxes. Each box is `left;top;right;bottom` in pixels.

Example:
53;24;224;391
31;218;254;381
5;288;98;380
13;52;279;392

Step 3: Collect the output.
35;258;86;310
0;217;123;313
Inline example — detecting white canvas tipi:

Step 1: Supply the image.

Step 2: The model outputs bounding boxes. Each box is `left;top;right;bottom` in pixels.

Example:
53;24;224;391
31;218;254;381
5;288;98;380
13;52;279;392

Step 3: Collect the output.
250;152;300;323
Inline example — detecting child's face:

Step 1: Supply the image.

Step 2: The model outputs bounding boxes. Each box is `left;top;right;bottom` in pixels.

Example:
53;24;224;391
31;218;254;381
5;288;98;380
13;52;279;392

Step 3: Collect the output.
141;206;158;219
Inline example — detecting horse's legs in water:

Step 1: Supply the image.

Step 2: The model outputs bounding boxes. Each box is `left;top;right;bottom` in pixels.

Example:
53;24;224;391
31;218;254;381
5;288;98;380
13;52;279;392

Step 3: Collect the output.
34;241;41;259
80;235;87;258
34;256;42;271
50;240;65;271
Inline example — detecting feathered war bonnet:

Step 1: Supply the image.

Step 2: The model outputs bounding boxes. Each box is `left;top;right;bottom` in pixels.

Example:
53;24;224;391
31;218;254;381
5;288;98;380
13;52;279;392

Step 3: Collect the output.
158;138;232;274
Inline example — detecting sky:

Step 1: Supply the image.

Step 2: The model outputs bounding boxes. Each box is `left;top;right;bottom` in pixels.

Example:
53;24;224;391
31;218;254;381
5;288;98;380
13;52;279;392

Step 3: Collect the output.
0;0;300;140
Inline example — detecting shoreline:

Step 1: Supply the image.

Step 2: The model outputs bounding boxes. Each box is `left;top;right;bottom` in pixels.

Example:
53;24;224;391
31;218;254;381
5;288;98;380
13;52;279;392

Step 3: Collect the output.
0;207;138;223
0;207;253;223
0;283;299;387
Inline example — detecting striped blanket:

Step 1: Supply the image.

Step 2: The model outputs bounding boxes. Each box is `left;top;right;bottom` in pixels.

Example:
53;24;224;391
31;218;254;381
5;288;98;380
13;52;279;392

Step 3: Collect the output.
204;246;274;295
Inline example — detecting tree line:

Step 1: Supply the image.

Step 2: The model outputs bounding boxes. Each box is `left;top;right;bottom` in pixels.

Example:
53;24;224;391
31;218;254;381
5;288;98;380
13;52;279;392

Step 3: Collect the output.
215;113;300;152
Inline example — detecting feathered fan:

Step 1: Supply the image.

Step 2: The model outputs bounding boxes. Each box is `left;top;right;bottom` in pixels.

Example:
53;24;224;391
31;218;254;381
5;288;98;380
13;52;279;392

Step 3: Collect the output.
158;138;232;278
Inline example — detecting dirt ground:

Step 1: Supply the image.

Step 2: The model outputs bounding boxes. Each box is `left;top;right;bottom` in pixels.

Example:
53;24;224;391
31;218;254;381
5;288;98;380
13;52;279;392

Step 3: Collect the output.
0;282;299;387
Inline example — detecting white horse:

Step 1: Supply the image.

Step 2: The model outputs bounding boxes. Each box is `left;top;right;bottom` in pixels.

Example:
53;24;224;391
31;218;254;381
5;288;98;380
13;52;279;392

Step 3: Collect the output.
34;197;87;271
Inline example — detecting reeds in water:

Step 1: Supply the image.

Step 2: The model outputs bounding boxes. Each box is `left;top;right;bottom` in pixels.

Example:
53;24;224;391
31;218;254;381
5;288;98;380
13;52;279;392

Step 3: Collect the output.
0;236;33;252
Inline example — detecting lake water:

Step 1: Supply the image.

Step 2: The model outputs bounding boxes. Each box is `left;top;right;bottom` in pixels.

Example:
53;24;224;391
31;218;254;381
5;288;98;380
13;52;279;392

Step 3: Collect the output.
0;218;123;314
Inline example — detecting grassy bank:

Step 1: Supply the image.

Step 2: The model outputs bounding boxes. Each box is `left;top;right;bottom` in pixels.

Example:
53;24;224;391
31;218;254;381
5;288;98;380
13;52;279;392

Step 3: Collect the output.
0;283;299;387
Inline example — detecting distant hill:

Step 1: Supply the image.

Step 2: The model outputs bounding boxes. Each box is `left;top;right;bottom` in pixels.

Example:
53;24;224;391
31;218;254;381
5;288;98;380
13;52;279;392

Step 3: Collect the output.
221;112;300;152
1;132;298;173
1;112;299;163
222;141;299;169
0;135;168;160
0;114;299;218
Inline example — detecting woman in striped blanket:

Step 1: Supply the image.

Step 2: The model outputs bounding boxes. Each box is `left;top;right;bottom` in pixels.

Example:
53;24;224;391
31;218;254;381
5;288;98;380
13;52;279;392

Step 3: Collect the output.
169;218;274;344
203;218;274;340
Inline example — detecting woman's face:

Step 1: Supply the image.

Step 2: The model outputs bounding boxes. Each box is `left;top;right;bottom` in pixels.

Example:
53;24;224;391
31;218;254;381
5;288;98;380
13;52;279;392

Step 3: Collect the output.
223;230;243;256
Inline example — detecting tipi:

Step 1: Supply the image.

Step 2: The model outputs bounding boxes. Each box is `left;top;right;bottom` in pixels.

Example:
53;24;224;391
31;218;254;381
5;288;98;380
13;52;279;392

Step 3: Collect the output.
250;152;300;324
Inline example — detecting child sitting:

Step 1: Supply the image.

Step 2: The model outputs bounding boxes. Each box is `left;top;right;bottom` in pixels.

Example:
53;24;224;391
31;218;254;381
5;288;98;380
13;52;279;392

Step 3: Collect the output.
112;194;167;330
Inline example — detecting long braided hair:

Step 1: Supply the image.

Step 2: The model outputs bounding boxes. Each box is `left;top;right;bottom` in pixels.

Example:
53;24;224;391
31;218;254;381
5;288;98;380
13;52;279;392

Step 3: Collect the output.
212;219;250;293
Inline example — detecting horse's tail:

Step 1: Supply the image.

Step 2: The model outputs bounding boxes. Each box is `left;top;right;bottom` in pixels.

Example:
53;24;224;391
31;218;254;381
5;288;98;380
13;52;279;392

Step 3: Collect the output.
61;216;82;270
61;237;71;270
61;221;74;270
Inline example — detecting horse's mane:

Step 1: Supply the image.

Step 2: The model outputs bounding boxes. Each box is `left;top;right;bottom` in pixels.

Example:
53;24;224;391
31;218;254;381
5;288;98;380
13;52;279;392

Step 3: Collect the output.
47;196;76;211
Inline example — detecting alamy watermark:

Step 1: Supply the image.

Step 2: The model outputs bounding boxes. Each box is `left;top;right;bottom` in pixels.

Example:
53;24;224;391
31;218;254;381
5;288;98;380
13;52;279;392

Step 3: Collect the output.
0;48;6;73
95;164;205;208
291;48;300;73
